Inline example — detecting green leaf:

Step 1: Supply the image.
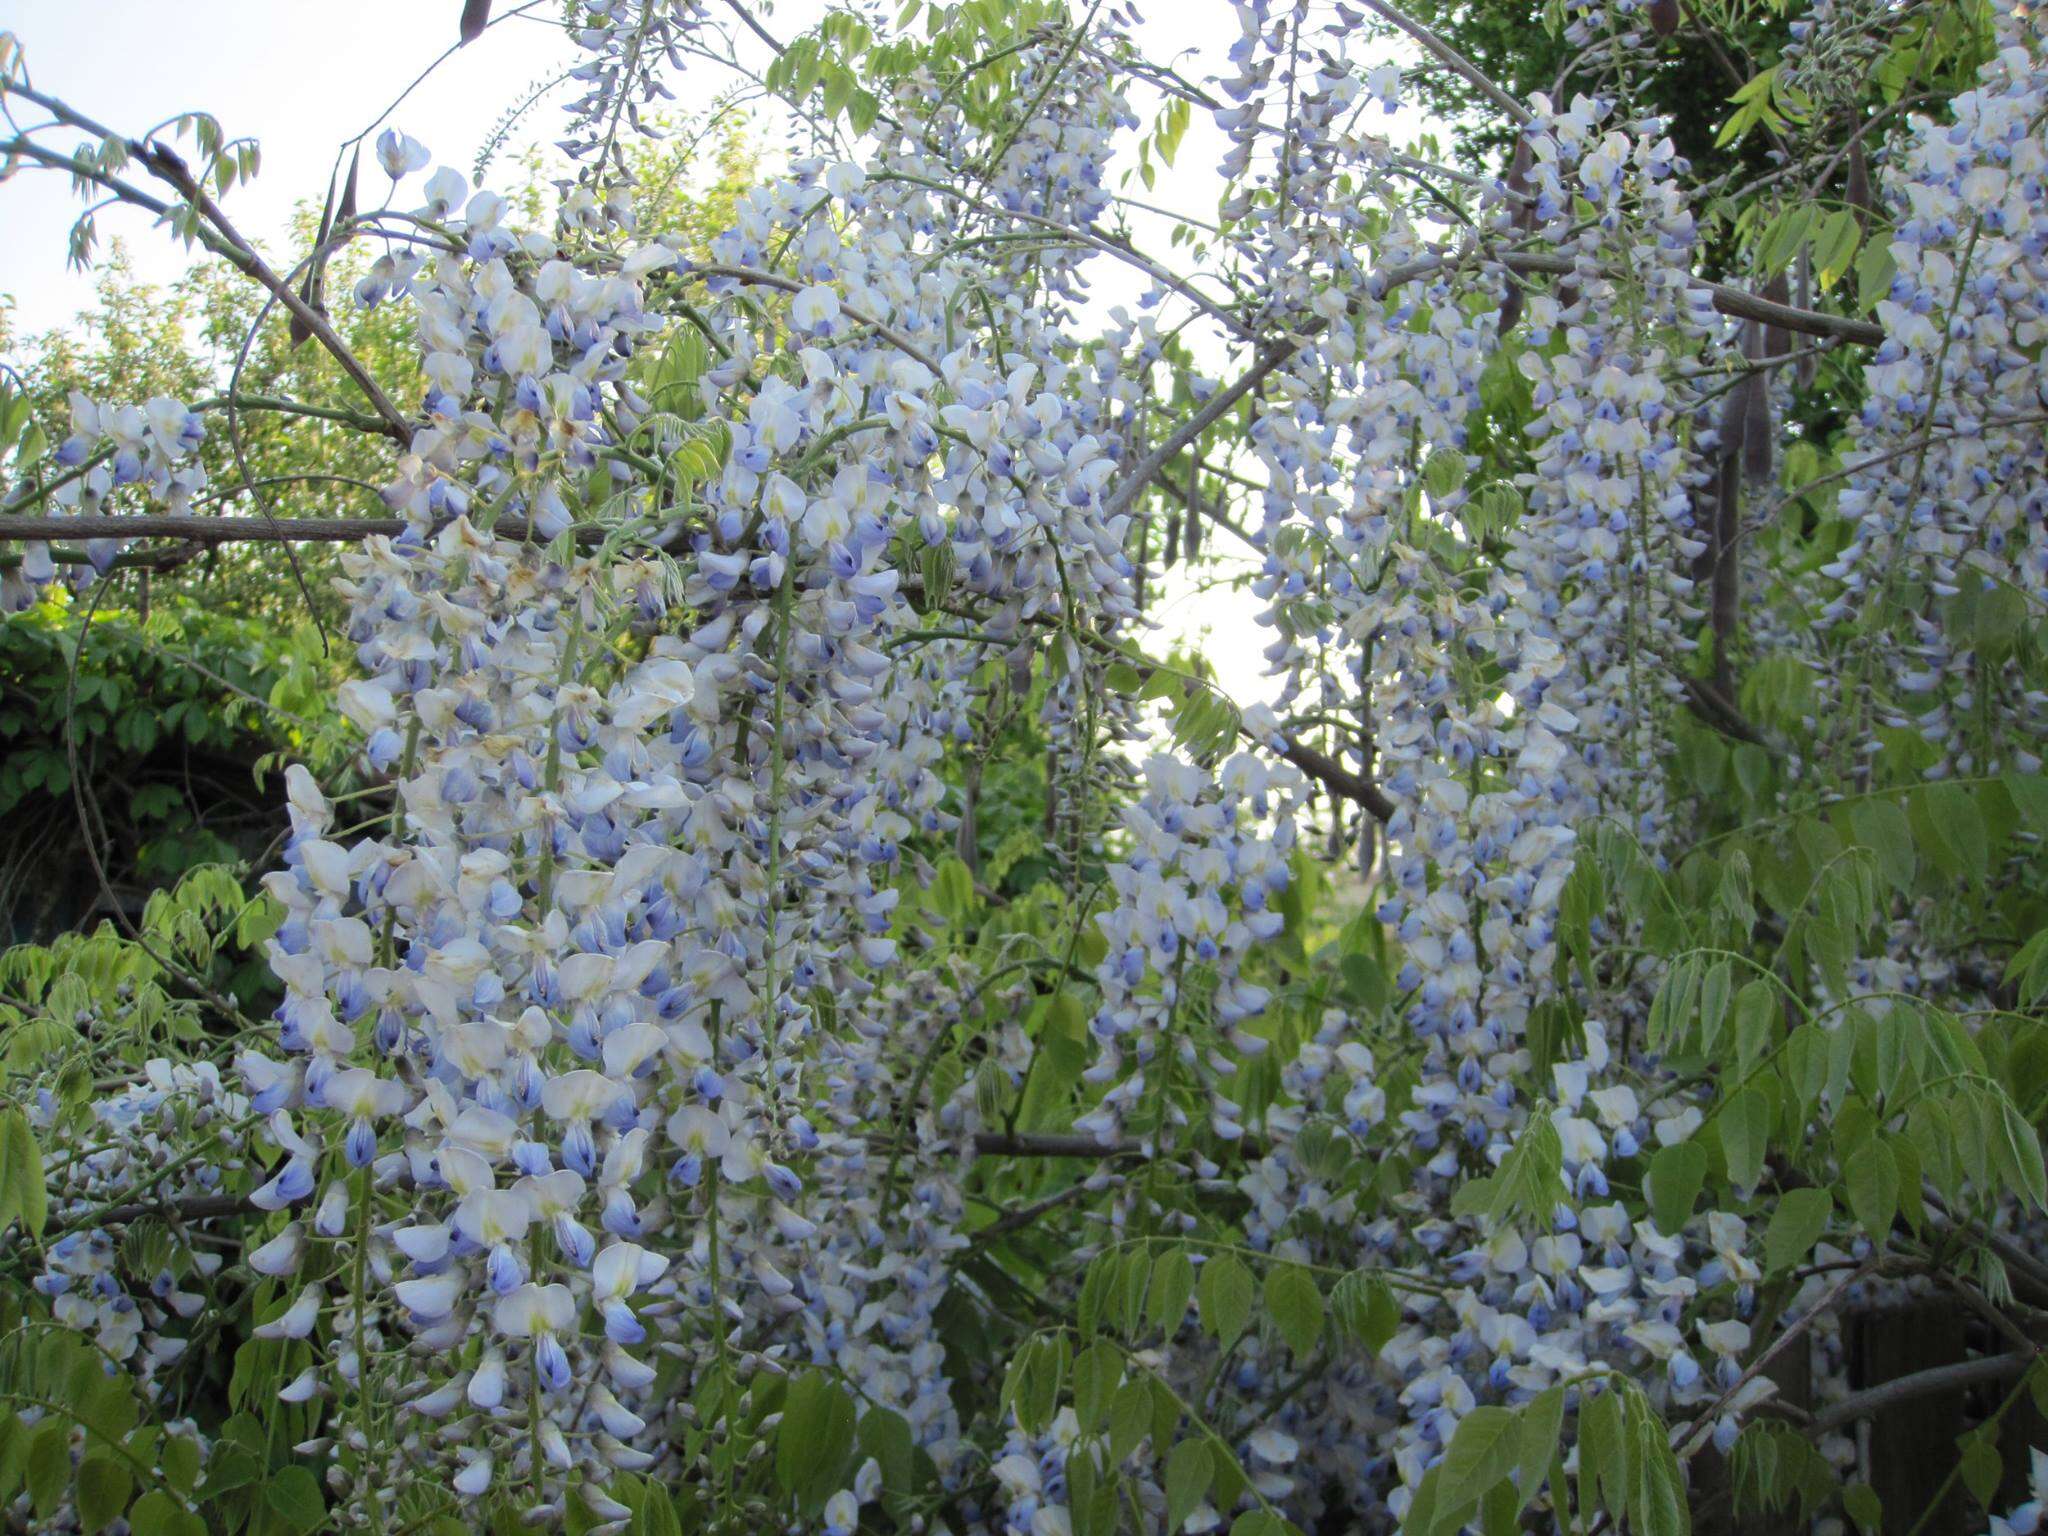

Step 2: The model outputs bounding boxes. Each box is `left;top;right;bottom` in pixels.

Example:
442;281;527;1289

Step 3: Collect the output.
1108;1379;1152;1463
2007;773;2048;835
0;1412;23;1503
1811;208;1862;283
264;1466;326;1536
1330;1270;1400;1355
1843;1138;1899;1236
1436;1406;1521;1508
127;1490;206;1536
1718;1087;1769;1193
2009;930;2048;1009
1890;1136;1925;1233
1450;1116;1563;1229
1579;1388;1627;1526
1148;1378;1182;1457
2;1110;47;1239
1148;1247;1197;1335
197;1416;263;1497
1165;1439;1214;1532
159;1434;199;1496
777;1370;858;1513
1422;449;1467;500
25;1417;68;1522
1264;1263;1324;1360
1649;954;1703;1053
1919;782;1988;881
1072;1342;1120;1434
76;1450;130;1533
1340;952;1388;1014
1626;1394;1690;1536
1647;1141;1707;1236
1961;1432;2002;1507
1696;959;1733;1055
1733;981;1779;1073
1078;1251;1121;1336
1765;1187;1833;1274
1995;1096;2048;1210
1758;203;1816;274
1515;1387;1566;1513
856;1406;916;1493
925;856;977;919
1120;1254;1152;1335
1402;1465;1463;1536
1855;237;1896;313
1198;1253;1253;1351
1067;1447;1117;1536
1844;1482;1882;1535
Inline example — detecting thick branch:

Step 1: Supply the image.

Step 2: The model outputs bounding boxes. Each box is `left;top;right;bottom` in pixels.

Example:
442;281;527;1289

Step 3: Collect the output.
1807;1353;2033;1435
1679;674;1772;748
0;84;411;441
1103;337;1302;523
1056;610;1399;822
1275;735;1398;822
1352;0;1534;126
978;1182;1097;1239
967;1129;1276;1162
0;513;579;545
683;262;943;373
78;1192;257;1228
1495;251;1884;346
0;514;402;544
971;1131;1142;1158
130;140;412;441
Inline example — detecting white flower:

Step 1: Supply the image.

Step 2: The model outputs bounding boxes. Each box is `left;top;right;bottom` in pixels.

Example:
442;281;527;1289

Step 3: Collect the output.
493;1282;575;1338
791;283;841;333
375;128;431;179
254;1286;321;1340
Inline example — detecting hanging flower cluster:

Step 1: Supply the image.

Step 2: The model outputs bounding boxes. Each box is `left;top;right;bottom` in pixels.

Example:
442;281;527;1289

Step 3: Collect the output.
1821;37;2048;778
1080;752;1305;1146
1;391;206;609
5;0;2048;1532
30;1059;248;1391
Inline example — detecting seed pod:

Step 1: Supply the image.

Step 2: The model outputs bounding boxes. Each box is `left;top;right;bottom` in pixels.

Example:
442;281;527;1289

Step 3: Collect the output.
1795;251;1817;388
336;146;360;226
291;173;338;349
1742;382;1774;484
1846;138;1872;218
1648;0;1681;35
1739;317;1773;483
1761;272;1790;359
1505;137;1535;236
1718;372;1752;465
1183;499;1202;560
460;0;493;44
1163;509;1182;567
1498;279;1524;336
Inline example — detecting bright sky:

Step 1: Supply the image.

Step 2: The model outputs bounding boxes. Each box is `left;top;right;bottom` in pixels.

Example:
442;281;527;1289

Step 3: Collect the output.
0;0;1414;713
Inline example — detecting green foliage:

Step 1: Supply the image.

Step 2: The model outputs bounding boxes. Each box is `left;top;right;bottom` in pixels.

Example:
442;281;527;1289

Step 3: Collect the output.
0;598;325;944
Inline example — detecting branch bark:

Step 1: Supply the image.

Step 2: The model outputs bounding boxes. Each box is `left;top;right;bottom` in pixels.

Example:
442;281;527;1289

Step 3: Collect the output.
0;513;571;545
1807;1352;2034;1436
129;139;412;441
